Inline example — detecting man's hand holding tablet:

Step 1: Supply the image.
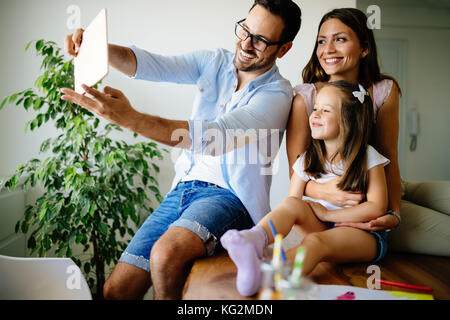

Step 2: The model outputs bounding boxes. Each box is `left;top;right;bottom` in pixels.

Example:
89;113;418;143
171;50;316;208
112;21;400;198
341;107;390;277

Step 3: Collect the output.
62;8;138;131
61;8;190;148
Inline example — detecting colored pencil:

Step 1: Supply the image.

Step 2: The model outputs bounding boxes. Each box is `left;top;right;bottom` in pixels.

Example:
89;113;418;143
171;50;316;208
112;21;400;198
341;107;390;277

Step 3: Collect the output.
375;279;433;291
268;220;287;263
268;220;277;239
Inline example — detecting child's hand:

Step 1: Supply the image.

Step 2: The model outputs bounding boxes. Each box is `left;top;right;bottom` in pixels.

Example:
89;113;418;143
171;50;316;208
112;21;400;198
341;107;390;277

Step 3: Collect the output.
305;200;329;221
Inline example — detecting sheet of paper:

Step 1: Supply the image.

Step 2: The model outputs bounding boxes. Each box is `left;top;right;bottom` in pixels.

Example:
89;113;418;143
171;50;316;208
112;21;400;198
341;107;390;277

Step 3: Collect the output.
315;284;433;300
74;8;109;94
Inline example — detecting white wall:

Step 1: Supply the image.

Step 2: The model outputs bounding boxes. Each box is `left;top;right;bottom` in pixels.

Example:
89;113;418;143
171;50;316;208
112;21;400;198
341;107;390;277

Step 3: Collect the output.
358;0;450;182
0;0;356;212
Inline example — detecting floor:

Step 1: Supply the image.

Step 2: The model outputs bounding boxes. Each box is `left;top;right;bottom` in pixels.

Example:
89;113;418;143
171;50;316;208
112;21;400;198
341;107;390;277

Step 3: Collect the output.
182;251;450;300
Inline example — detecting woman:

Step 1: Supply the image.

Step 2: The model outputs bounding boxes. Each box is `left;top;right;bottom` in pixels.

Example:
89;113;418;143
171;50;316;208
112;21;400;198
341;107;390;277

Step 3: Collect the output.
286;8;401;232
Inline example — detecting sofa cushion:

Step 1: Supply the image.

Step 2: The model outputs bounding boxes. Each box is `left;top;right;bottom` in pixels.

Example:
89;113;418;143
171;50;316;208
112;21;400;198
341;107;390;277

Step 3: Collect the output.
388;200;450;256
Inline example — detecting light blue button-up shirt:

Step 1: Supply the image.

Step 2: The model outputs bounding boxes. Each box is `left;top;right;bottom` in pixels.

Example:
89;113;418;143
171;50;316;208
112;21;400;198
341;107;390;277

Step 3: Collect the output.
129;46;293;223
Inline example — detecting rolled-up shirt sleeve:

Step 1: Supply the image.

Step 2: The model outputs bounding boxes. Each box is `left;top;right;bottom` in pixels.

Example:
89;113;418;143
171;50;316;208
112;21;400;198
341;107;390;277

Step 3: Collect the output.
188;85;293;156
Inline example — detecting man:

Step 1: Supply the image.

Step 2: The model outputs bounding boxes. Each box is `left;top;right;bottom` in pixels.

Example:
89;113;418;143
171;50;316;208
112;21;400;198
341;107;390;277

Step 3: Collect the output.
62;0;302;299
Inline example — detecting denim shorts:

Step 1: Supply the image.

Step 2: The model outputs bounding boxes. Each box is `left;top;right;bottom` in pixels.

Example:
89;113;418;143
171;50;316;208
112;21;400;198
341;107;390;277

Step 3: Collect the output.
330;223;388;263
118;180;254;272
369;229;388;263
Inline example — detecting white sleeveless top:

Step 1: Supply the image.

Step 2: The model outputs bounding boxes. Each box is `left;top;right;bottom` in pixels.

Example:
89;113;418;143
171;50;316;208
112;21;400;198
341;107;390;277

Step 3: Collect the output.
293;79;394;119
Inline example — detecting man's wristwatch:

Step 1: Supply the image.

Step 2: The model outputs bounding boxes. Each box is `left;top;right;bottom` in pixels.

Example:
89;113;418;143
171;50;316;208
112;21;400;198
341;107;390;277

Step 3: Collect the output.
386;210;401;232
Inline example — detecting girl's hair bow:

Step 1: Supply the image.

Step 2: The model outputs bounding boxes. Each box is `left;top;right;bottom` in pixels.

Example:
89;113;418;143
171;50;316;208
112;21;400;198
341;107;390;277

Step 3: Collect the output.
352;84;369;104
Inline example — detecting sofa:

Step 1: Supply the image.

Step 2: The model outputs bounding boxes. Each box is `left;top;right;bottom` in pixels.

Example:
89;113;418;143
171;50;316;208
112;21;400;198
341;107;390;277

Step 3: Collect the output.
388;180;450;256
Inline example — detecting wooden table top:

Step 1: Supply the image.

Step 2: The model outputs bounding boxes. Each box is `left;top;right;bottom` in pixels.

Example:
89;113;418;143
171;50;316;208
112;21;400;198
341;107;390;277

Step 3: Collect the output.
182;251;450;300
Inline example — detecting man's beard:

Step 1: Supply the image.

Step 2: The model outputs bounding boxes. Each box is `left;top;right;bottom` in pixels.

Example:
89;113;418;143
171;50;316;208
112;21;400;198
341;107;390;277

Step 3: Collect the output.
234;47;277;73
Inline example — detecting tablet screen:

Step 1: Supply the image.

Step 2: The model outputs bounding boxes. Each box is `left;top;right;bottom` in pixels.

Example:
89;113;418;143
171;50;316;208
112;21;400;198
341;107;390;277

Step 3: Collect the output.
74;8;109;94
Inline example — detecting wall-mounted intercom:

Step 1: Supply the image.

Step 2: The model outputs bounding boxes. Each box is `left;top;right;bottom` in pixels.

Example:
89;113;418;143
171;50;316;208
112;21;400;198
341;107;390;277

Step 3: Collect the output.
408;109;419;152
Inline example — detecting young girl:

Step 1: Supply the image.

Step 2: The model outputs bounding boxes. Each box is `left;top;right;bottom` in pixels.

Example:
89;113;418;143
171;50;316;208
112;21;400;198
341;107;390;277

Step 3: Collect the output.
220;81;390;297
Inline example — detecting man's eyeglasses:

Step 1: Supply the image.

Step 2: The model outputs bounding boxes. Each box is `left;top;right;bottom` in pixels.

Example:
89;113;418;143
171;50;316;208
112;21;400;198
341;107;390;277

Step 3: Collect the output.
234;19;283;52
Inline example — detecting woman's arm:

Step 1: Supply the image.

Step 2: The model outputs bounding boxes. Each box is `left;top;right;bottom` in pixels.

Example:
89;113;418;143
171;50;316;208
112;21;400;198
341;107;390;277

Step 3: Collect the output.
308;164;388;223
373;82;402;214
286;94;311;178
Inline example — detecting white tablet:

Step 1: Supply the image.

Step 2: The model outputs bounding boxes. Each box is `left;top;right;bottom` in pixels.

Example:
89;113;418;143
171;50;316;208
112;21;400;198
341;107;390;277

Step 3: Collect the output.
74;8;109;94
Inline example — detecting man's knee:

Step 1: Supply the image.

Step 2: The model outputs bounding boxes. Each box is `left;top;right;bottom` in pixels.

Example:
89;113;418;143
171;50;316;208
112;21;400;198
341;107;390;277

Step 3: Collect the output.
103;278;121;300
103;262;151;300
150;227;206;272
149;239;172;272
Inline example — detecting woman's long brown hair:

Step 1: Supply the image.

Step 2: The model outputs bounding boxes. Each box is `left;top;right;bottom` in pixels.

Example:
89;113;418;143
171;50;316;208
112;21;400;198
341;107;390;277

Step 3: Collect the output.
302;8;401;94
303;81;375;192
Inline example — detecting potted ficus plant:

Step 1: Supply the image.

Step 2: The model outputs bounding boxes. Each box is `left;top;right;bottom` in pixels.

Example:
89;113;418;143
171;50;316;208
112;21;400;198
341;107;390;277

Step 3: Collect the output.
0;39;167;299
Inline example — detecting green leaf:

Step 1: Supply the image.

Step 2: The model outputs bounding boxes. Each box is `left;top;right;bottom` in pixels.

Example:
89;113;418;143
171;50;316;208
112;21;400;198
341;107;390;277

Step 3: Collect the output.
40;138;51;153
115;150;127;163
84;262;91;274
16;97;24;106
63;61;71;71
23;97;32;110
39;207;48;222
43;237;51;250
89;202;96;218
98;222;108;236
44;46;53;57
68;233;76;247
107;153;115;165
37;114;44;127
24;206;34;221
27;236;36;249
151;163;160;173
21;221;29;234
33;98;43;110
15;221;20;233
148;185;159;194
54;199;64;215
23;90;34;97
123;206;130;218
35;40;44;52
80;200;90;218
0;96;8;111
134;159;144;173
8;93;18;104
9;174;19;188
25;40;33;52
129;207;139;225
30;119;38;131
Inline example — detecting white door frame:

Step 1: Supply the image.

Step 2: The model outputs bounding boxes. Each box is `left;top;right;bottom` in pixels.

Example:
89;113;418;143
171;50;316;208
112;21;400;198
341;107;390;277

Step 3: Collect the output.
377;39;408;178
